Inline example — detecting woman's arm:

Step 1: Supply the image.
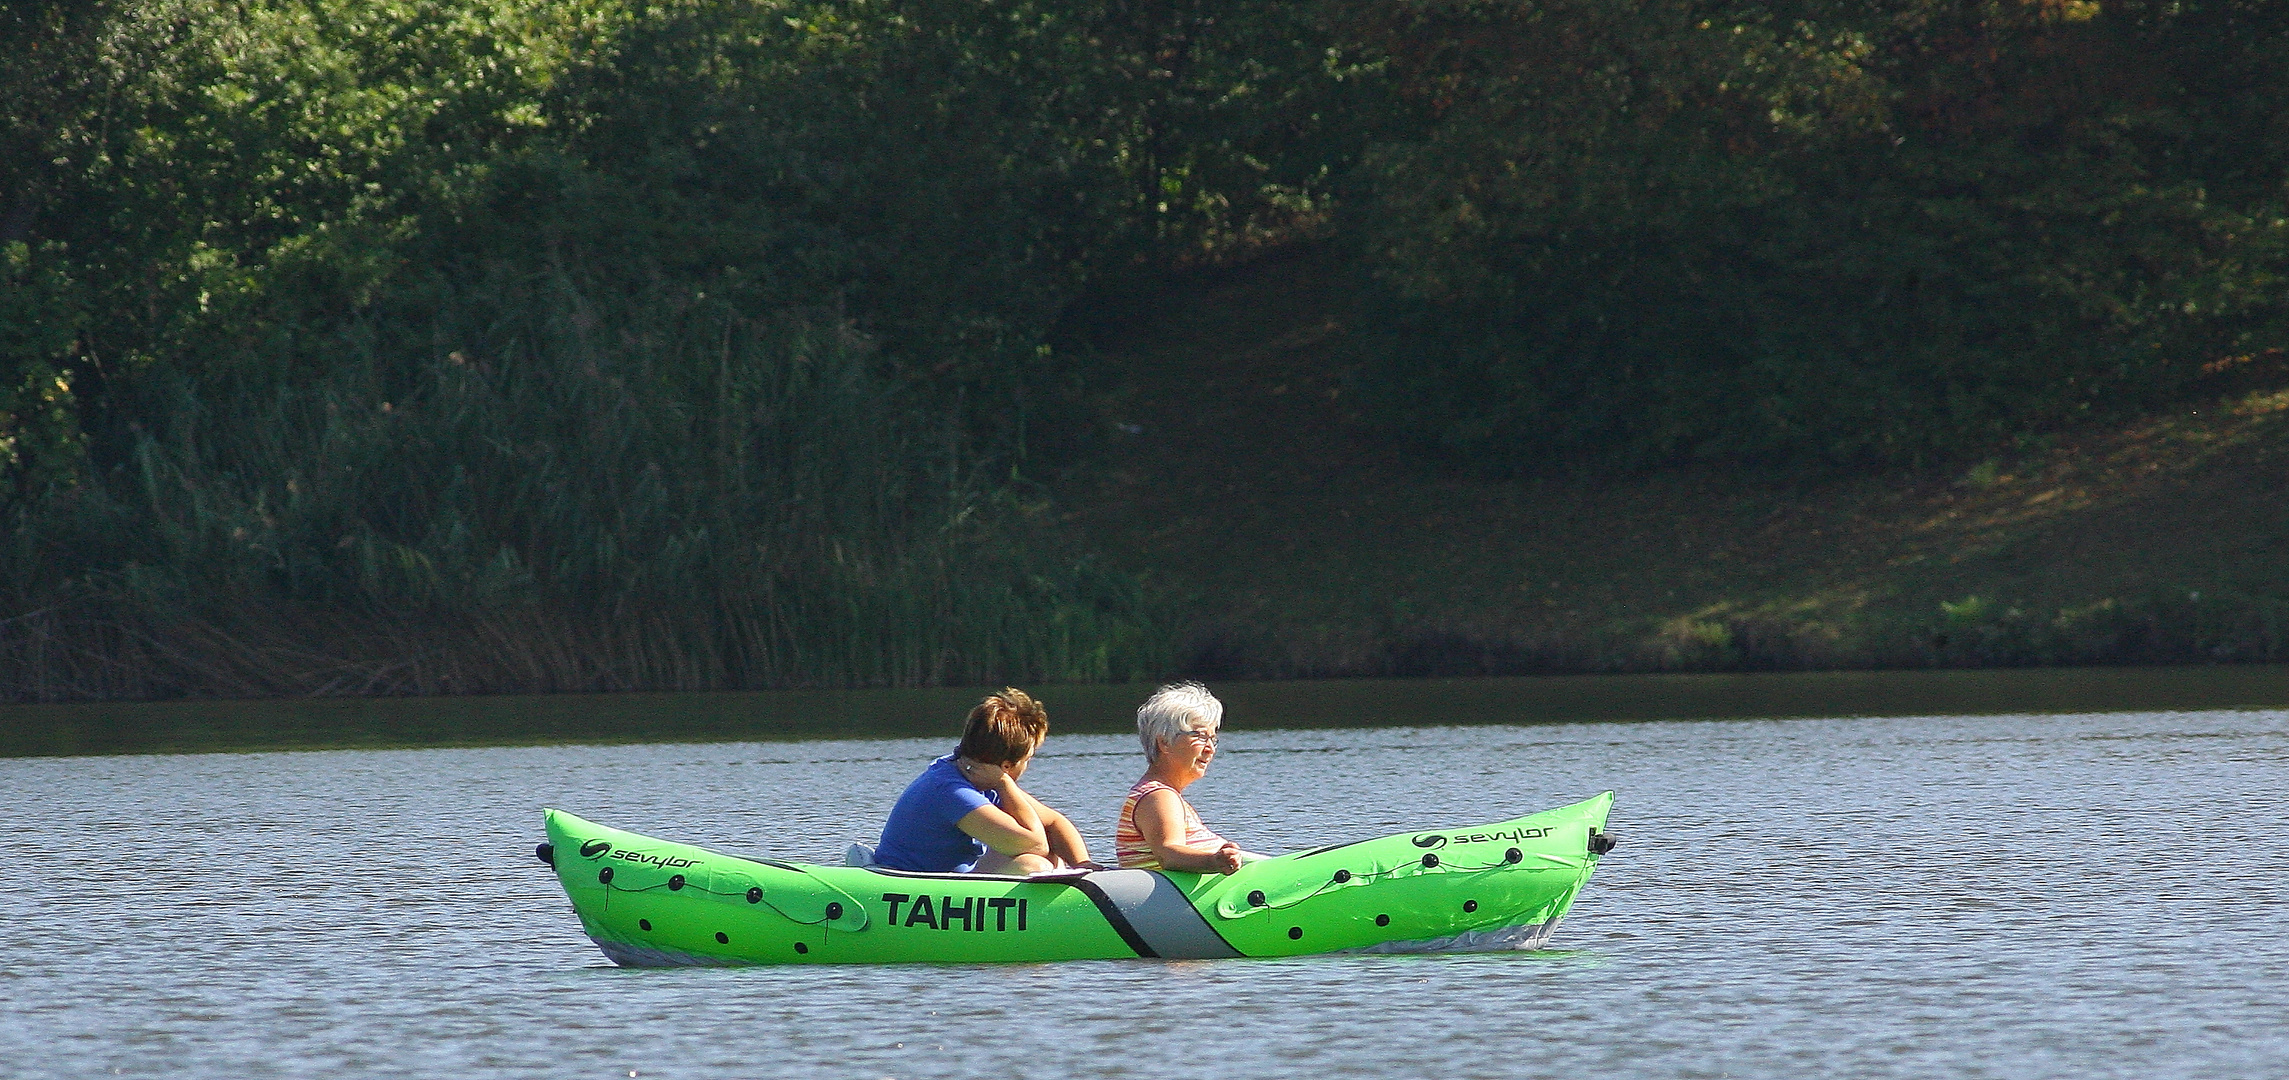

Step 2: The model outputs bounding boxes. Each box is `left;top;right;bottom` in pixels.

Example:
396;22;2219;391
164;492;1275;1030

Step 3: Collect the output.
1133;788;1243;874
954;802;1051;857
953;760;1050;857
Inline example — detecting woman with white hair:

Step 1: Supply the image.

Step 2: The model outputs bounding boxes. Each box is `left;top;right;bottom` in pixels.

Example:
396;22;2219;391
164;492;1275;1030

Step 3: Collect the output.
1114;682;1260;873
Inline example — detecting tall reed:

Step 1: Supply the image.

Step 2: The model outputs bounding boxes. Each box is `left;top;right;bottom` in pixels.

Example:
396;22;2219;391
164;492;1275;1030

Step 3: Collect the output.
0;272;1165;701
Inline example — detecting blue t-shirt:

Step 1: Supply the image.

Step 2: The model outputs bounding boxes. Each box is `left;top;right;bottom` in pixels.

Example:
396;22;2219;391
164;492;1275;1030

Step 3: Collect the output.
874;753;999;872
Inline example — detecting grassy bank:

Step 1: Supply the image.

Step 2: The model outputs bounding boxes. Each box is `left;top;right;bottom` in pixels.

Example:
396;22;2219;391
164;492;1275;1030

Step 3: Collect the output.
7;243;2284;703
1054;250;2289;678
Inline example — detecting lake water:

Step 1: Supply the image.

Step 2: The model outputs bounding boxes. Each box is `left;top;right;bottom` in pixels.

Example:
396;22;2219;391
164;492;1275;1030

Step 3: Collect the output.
5;706;2286;1078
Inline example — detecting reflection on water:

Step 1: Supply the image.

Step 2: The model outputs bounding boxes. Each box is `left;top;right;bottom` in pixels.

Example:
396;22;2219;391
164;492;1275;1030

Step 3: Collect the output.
4;707;2287;1078
7;663;2289;757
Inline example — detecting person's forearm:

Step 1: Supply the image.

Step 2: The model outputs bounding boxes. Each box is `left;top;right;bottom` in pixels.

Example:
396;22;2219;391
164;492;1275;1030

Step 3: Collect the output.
1152;842;1228;873
957;799;1051;858
998;781;1047;837
975;814;1050;857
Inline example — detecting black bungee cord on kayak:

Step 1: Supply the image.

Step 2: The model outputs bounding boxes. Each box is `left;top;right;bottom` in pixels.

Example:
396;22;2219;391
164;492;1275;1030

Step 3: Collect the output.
1238;845;1540;914
539;842;861;928
592;866;855;928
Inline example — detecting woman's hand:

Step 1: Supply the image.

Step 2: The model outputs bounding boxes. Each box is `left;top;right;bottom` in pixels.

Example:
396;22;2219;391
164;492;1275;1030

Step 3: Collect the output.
957;758;1010;790
1211;842;1244;875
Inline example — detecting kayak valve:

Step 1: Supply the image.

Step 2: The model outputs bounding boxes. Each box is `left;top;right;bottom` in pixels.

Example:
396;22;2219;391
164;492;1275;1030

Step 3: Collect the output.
535;842;554;866
1588;829;1617;856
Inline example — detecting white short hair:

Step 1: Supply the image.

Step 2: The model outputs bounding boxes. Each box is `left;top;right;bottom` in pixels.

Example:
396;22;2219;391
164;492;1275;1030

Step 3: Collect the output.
1137;682;1222;759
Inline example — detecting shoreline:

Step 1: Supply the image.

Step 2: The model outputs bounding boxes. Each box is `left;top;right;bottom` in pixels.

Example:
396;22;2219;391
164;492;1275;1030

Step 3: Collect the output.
8;662;2288;759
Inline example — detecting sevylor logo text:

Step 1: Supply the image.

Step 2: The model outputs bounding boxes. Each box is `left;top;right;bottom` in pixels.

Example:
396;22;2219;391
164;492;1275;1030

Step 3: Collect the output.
612;849;700;870
579;839;613;859
1410;834;1448;849
1438;827;1552;845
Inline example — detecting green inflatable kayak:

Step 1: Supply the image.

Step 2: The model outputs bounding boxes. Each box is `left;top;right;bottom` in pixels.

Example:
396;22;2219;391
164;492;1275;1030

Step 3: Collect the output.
537;792;1615;965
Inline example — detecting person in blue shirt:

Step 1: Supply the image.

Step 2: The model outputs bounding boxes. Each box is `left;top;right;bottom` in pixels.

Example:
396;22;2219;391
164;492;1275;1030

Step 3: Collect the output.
873;688;1093;874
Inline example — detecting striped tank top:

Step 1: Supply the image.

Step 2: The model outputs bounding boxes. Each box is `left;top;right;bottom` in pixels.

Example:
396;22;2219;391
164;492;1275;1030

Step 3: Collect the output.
1115;778;1227;870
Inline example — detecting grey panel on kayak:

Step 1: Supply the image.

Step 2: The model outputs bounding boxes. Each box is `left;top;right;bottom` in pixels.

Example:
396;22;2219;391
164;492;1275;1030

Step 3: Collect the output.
1081;869;1242;960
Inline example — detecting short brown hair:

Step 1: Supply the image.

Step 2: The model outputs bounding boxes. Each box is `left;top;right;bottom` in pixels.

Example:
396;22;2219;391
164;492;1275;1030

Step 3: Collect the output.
957;687;1048;765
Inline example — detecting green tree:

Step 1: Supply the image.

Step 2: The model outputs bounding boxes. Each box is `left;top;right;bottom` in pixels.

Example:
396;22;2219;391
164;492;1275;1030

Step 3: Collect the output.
1341;0;2289;469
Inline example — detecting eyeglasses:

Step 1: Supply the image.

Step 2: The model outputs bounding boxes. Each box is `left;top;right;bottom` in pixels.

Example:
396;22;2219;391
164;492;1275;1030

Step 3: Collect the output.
1181;729;1218;748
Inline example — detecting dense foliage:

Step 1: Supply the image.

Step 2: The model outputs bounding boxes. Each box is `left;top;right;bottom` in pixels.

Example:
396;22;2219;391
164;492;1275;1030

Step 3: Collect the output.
1;0;2285;697
1344;0;2289;469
